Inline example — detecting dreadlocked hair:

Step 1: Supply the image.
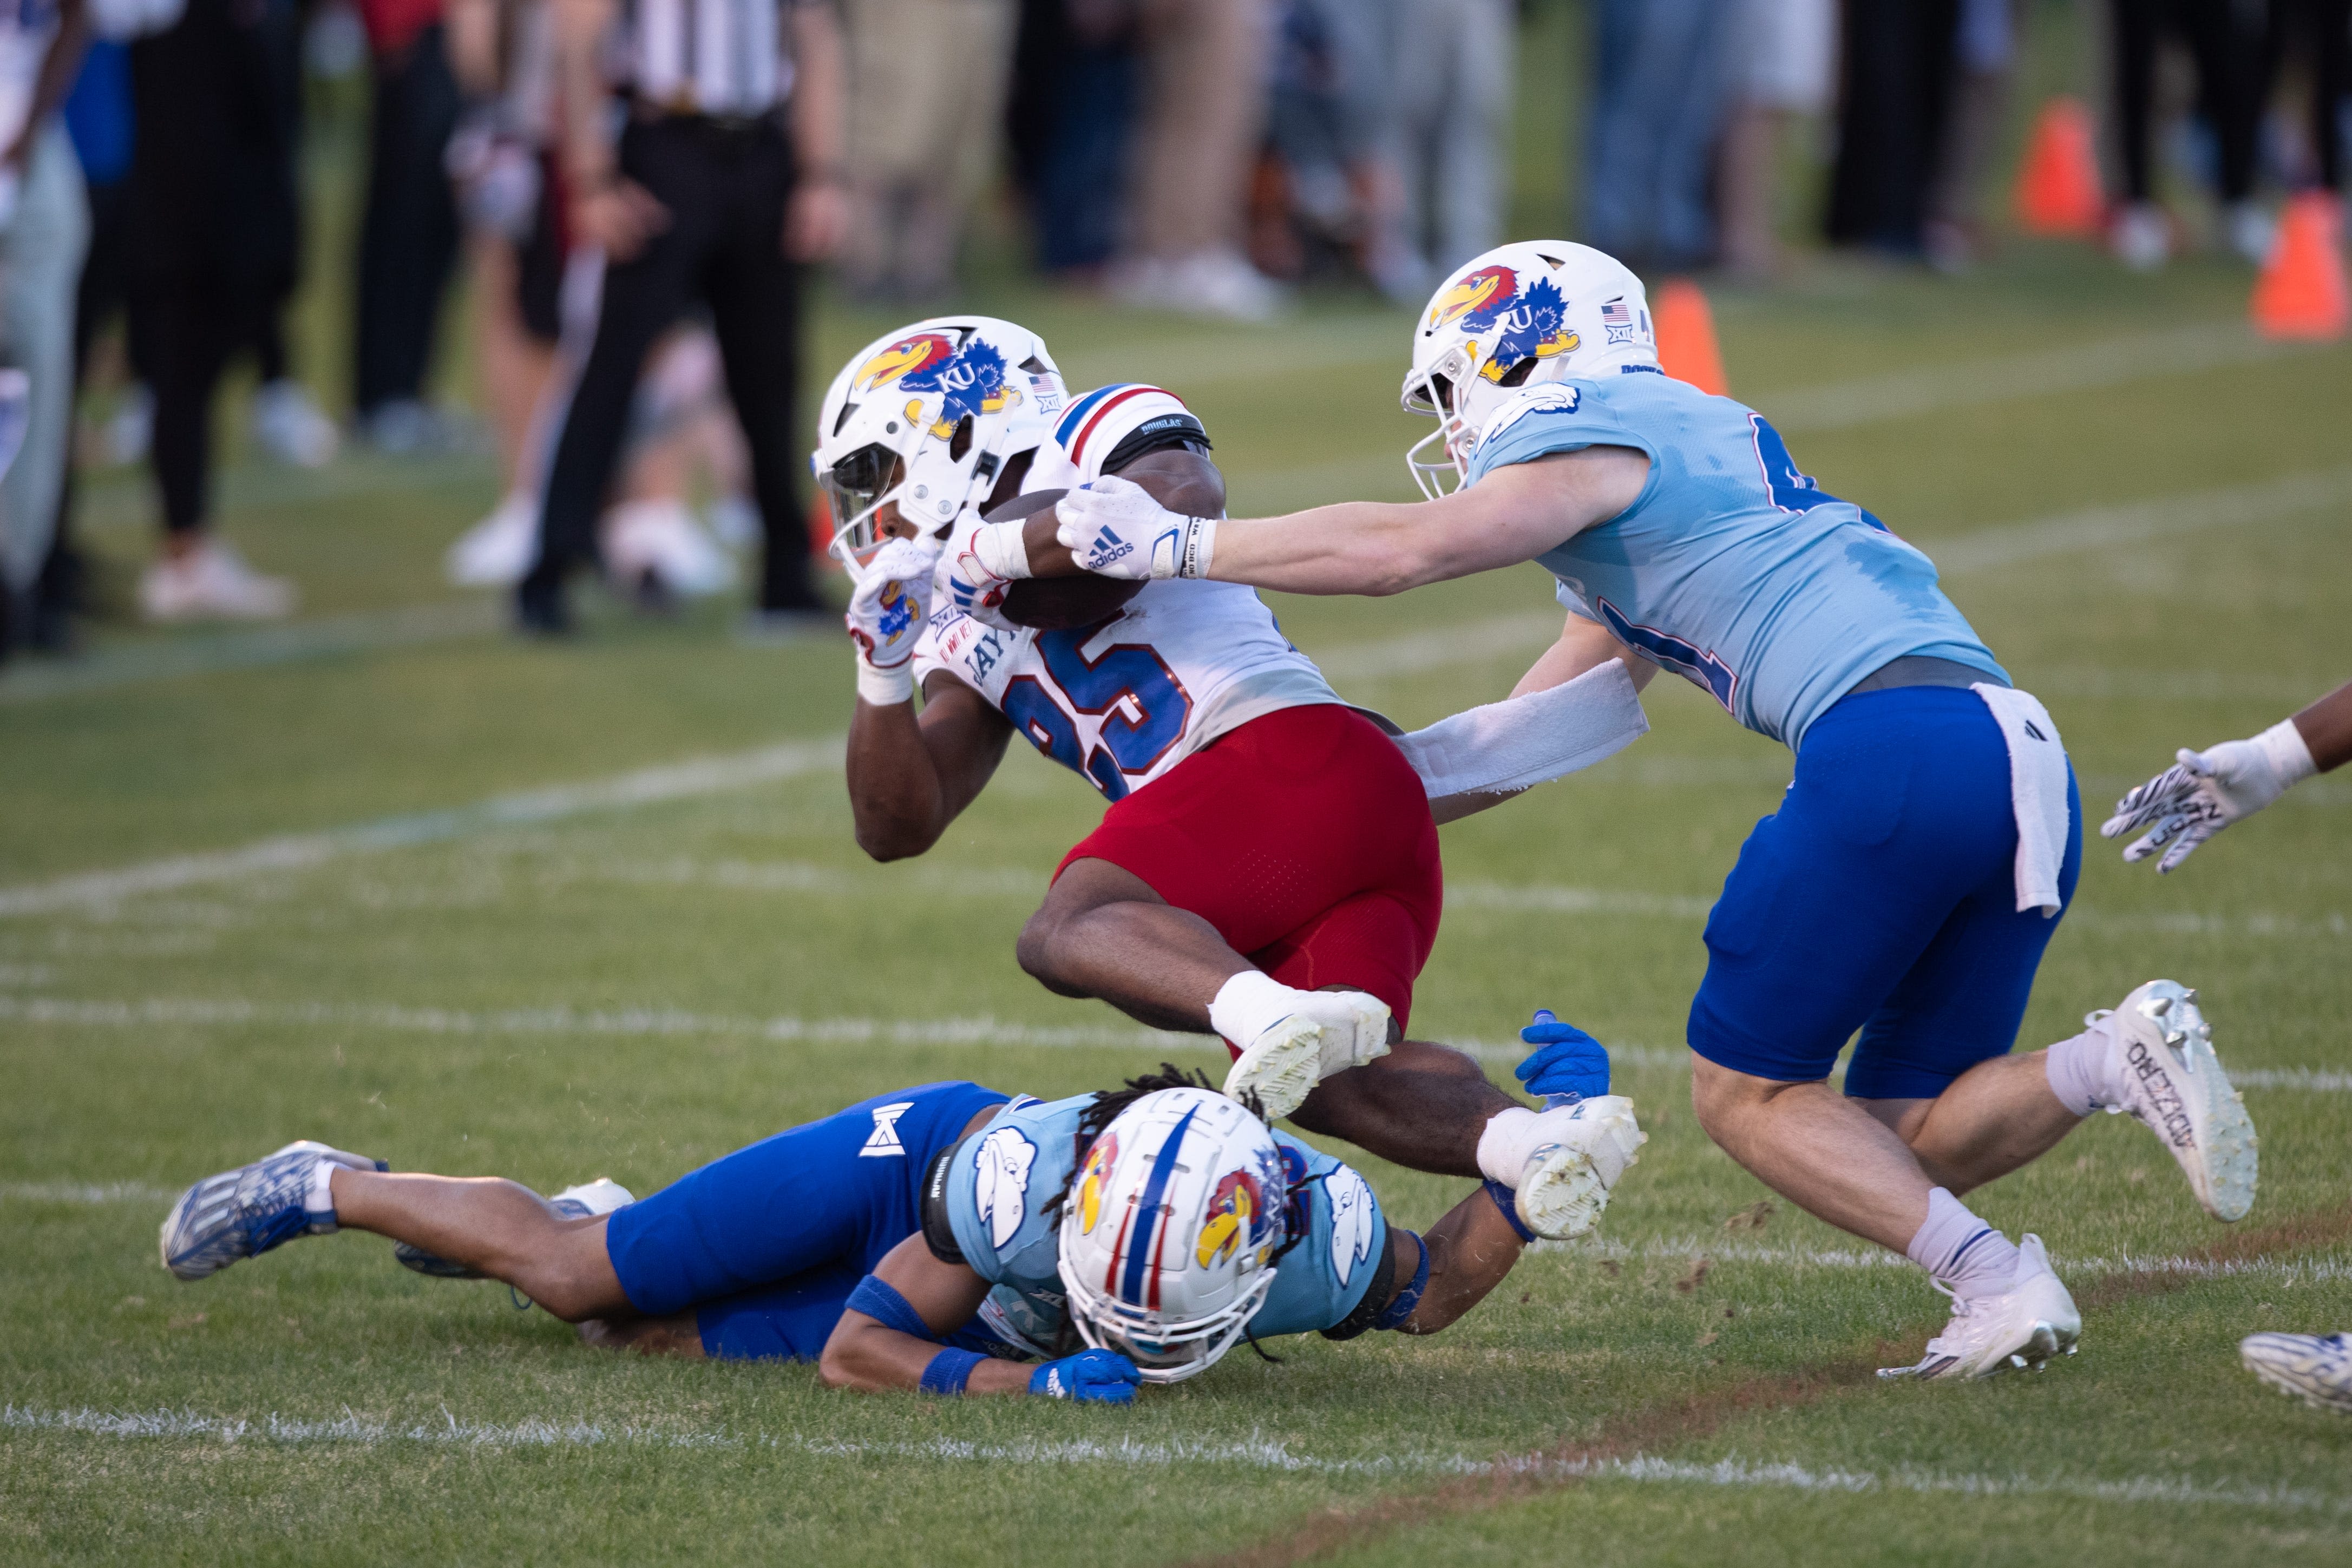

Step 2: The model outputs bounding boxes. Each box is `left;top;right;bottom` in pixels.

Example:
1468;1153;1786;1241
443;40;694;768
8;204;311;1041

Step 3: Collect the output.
1039;1064;1271;1228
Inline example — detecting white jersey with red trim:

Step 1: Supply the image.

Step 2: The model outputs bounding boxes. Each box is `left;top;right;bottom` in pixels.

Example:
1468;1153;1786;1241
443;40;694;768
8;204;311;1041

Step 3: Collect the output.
912;385;1341;802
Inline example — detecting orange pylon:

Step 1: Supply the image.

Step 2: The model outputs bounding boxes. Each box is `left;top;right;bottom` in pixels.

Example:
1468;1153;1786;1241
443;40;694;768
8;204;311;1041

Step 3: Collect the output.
2250;192;2350;342
2014;97;2105;238
1654;279;1728;396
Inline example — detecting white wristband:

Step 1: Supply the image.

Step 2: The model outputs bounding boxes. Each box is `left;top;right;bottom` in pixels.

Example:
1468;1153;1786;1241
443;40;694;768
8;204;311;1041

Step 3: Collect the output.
969;520;1034;582
855;658;914;706
2255;718;2318;787
1158;515;1217;580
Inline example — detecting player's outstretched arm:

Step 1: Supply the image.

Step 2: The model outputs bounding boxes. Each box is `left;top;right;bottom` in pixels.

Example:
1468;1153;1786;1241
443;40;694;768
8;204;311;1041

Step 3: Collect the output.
1048;447;1648;596
847;674;1014;861
973;448;1232;584
1388;1185;1531;1335
2100;677;2351;871
818;1236;1030;1393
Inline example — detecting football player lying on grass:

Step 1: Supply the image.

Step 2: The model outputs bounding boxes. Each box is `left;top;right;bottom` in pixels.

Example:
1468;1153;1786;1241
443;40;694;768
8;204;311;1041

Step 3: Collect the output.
822;316;1648;1240
159;1062;1633;1399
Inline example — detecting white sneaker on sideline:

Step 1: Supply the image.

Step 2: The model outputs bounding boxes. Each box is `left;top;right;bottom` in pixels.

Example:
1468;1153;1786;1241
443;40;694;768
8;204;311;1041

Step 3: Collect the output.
252;379;340;468
2088;979;2257;1222
447;492;541;587
1111;249;1286;323
2242;1332;2352;1412
1879;1234;2080;1381
1222;990;1391;1122
1512;1094;1646;1241
140;541;297;622
2111;203;2170;271
604;499;737;598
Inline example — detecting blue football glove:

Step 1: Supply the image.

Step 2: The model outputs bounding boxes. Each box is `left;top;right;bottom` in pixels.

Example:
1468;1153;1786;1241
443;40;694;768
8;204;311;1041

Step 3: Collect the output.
1030;1348;1143;1403
1515;1009;1609;1104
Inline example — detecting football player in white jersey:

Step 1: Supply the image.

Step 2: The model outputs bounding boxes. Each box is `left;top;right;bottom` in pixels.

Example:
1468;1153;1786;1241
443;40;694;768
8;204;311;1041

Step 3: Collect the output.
820;316;1649;1244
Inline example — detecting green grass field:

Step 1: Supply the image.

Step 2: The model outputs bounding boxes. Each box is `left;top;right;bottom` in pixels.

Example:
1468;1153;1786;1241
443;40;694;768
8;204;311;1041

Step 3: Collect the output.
6;136;2352;1568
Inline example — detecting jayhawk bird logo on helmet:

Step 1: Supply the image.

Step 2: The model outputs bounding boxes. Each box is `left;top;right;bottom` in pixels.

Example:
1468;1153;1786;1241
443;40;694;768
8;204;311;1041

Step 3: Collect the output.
1475;275;1580;382
853;332;957;393
906;338;1015;438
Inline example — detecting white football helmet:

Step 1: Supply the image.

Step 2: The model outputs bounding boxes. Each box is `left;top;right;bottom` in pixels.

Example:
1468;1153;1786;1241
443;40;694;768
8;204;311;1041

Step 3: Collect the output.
1057;1087;1291;1383
810;317;1069;566
1401;241;1657;498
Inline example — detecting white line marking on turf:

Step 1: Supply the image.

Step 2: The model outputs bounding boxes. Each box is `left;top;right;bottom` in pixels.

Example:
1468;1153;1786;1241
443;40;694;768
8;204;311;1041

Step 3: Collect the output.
0;739;846;919
1928;465;2352;578
1760;320;2323;436
6;1404;2347;1514
0;1183;176;1204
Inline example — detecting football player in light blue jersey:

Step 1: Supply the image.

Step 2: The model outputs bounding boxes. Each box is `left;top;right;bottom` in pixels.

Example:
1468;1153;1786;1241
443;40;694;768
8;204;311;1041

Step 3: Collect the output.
158;1061;1571;1399
1007;240;2266;1382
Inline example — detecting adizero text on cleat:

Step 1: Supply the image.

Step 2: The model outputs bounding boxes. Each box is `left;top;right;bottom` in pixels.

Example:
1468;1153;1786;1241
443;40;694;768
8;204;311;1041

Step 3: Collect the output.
2093;980;2258;1222
160;1140;385;1282
1512;1095;1646;1241
395;1177;635;1279
2240;1332;2352;1413
1879;1235;2081;1382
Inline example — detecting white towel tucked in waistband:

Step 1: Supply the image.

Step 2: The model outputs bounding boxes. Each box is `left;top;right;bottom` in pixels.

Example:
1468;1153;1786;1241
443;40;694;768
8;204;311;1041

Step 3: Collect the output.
1972;684;2071;917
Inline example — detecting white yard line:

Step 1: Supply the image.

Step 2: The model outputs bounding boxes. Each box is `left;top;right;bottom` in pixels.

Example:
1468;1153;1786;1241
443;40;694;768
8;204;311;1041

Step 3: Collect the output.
4;1402;2345;1514
1929;465;2352;578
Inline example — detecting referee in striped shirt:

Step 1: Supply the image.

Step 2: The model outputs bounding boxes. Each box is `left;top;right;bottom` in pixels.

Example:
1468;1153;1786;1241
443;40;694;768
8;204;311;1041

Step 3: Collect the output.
519;0;848;633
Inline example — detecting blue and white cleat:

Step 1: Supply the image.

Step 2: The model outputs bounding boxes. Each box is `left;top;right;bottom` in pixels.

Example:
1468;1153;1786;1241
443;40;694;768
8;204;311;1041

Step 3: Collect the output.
159;1140;386;1281
2242;1332;2352;1413
2091;980;2257;1222
393;1177;635;1278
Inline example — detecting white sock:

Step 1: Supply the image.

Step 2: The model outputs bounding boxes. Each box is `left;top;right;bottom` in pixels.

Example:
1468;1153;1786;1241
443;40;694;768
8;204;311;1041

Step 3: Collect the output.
1208;970;1308;1049
1476;1106;1544;1186
305;1158;342;1228
2042;1020;2120;1117
1904;1186;2021;1298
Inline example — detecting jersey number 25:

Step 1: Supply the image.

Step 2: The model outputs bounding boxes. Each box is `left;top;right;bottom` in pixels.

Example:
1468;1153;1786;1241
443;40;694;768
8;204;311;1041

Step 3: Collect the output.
1001;623;1194;801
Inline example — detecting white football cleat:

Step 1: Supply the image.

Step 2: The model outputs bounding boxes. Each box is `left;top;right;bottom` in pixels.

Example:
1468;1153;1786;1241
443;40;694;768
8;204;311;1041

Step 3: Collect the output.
1878;1234;2081;1381
2090;979;2257;1222
1512;1094;1646;1241
1222;990;1391;1122
2241;1332;2352;1413
160;1140;386;1281
395;1177;635;1278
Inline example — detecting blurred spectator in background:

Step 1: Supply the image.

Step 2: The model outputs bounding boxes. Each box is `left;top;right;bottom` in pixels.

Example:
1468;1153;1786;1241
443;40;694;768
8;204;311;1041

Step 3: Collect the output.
354;0;462;449
1387;0;1511;291
1006;0;1136;278
1583;0;1734;271
515;0;847;635
1718;0;1833;279
838;0;1015;300
442;0;565;576
1110;0;1282;319
1255;0;1403;295
128;0;302;620
1827;0;1958;257
0;0;90;660
2107;0;2273;268
1922;0;2022;271
2267;0;2348;201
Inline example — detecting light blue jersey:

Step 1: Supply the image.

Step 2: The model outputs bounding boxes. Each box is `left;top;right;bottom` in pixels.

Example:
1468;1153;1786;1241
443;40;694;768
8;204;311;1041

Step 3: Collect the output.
941;1094;1385;1354
1464;371;2007;747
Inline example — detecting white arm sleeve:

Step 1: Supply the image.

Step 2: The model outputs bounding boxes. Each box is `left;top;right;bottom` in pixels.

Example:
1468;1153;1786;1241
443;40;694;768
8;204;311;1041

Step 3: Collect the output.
1392;660;1648;800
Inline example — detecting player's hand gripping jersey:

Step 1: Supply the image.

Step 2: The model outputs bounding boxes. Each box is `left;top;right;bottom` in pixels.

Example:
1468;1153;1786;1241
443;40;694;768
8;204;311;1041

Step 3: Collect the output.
1465;372;2009;748
914;386;1342;798
928;1093;1387;1352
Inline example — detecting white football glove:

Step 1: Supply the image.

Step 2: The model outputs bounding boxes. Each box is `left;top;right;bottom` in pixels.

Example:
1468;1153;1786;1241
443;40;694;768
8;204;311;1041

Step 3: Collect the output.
936;514;1031;634
843;534;942;705
2100;720;2317;872
1053;475;1217;581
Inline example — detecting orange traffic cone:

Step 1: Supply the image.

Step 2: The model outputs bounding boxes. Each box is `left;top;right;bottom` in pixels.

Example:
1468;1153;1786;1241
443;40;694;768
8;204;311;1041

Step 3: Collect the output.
1654;278;1728;396
2250;192;2350;342
2014;97;2105;238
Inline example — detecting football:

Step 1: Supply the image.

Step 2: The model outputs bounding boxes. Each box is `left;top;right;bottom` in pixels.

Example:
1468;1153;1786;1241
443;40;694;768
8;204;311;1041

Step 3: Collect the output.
985;487;1144;629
